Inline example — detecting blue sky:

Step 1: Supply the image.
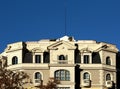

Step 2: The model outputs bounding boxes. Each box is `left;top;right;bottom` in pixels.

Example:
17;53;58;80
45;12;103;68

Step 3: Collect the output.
0;0;120;52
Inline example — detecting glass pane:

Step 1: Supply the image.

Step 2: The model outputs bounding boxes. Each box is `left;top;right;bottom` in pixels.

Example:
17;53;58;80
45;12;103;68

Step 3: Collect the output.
84;73;89;79
66;71;70;80
106;57;111;65
55;70;70;81
35;55;41;63
106;74;111;80
12;56;18;65
84;55;89;64
61;70;65;80
35;72;41;79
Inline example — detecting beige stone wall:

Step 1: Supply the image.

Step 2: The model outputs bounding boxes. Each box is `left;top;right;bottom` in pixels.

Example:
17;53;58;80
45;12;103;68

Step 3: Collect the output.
7;50;23;65
49;44;75;64
25;69;50;85
81;70;101;85
0;36;118;89
102;50;116;66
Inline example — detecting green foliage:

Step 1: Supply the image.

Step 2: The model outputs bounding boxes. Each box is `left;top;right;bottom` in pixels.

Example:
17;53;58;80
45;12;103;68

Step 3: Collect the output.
36;78;60;89
0;68;29;89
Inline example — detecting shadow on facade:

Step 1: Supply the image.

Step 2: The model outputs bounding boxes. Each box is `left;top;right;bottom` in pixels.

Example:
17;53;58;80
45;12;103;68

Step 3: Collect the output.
116;52;120;89
75;65;82;89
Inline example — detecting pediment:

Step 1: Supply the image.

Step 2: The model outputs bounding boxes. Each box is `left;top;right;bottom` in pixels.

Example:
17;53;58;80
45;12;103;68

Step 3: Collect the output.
31;47;44;53
80;47;93;53
47;41;76;50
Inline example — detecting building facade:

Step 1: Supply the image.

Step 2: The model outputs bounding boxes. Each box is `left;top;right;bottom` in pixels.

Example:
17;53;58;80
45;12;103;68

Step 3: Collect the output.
0;36;119;89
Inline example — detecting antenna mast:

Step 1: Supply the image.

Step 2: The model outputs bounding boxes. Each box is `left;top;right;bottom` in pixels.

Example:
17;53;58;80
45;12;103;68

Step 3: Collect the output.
64;0;67;35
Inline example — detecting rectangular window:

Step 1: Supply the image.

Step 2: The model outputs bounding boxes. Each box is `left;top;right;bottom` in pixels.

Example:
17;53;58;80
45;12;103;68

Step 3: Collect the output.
84;55;89;64
35;55;41;63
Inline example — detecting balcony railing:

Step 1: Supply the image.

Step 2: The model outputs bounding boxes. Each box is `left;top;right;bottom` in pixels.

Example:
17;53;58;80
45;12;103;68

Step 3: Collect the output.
34;79;42;86
35;79;41;83
82;79;91;87
106;80;113;88
58;60;68;64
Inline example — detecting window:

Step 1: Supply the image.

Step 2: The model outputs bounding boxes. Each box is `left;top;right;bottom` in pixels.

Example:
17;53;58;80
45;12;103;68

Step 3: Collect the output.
12;56;18;65
83;72;90;80
84;55;89;64
106;57;111;65
106;74;111;81
35;55;41;63
55;70;70;81
43;52;49;63
59;55;65;60
34;72;42;83
58;55;68;64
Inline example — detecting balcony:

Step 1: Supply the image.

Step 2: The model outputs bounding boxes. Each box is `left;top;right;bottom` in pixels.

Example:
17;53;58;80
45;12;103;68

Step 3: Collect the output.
58;60;68;64
34;79;42;86
7;63;49;70
106;80;113;88
82;79;90;87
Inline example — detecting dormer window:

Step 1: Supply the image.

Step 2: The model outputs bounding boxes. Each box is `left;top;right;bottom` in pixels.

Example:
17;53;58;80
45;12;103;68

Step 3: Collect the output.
81;48;92;64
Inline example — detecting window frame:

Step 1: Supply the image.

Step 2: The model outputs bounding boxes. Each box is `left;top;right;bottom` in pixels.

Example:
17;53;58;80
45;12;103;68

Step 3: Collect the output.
35;72;41;80
84;55;89;64
106;56;111;65
83;72;90;80
35;55;41;63
34;72;42;83
12;56;18;65
106;74;111;81
59;55;66;60
54;69;70;81
58;55;68;64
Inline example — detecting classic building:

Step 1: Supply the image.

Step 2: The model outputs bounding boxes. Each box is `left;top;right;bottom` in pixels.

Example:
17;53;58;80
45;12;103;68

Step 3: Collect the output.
0;36;119;89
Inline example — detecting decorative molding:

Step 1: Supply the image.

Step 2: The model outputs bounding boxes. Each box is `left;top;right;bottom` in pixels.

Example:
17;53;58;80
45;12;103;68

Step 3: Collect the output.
47;40;76;50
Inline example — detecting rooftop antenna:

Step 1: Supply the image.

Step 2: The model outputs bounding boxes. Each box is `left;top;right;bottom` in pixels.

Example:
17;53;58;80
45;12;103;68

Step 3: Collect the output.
64;0;67;35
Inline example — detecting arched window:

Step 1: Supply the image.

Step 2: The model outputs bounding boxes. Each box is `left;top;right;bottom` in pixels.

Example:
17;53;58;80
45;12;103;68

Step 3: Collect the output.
12;56;18;65
34;72;42;83
106;74;111;81
83;72;90;80
35;72;41;80
106;57;111;65
54;70;70;81
59;55;65;60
